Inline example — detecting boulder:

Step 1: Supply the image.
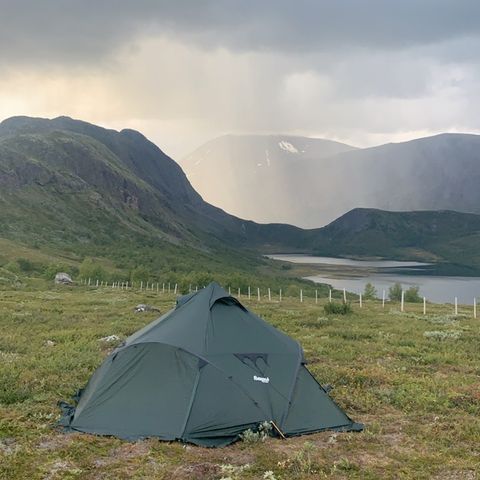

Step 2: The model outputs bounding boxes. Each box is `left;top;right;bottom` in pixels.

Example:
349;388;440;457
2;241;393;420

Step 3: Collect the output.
134;304;160;313
55;272;73;285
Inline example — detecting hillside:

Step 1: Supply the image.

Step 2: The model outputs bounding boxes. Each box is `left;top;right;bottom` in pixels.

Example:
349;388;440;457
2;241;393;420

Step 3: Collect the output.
2;116;480;278
181;134;357;225
182;133;480;228
0;116;313;253
0;116;321;287
306;208;480;274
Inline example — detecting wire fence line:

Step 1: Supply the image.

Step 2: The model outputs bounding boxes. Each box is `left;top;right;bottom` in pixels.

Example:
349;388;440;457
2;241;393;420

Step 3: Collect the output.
77;278;478;318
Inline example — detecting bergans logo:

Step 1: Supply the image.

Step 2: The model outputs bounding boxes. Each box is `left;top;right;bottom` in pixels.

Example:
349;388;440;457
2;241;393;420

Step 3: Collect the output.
253;375;270;384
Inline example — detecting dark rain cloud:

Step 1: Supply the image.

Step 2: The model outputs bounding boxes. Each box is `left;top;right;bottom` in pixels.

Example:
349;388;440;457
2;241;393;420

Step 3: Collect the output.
1;0;480;66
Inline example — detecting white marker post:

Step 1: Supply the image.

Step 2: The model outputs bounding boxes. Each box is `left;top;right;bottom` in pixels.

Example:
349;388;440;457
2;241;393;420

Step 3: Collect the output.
174;284;178;295
401;290;404;312
343;288;346;304
423;297;426;315
315;290;318;304
140;281;143;291
238;287;241;298
329;289;332;303
454;297;458;315
382;289;386;309
474;297;477;319
279;289;282;302
300;289;303;303
257;287;260;301
248;286;251;300
268;288;271;301
359;293;362;308
228;286;231;295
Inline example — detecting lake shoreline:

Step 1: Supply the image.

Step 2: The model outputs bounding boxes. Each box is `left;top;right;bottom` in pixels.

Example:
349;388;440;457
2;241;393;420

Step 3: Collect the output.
267;254;480;304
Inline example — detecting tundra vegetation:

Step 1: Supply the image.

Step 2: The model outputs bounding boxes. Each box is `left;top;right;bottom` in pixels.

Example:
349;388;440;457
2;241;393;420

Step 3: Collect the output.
1;279;479;479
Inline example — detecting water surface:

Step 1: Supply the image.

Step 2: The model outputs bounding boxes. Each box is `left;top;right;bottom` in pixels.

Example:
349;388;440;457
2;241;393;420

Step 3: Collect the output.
268;254;480;304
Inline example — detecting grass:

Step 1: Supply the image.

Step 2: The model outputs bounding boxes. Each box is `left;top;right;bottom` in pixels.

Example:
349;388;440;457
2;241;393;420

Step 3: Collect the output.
0;285;479;479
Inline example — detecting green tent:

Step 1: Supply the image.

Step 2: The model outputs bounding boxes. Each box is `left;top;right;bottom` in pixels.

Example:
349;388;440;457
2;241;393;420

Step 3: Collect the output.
59;282;362;446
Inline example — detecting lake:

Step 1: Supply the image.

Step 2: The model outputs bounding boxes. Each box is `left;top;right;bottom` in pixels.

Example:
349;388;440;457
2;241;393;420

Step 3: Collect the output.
268;254;480;304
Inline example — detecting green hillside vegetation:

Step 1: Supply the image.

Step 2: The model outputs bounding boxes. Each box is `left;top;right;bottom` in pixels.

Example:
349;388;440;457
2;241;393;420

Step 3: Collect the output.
1;286;478;479
2;116;480;286
309;208;480;274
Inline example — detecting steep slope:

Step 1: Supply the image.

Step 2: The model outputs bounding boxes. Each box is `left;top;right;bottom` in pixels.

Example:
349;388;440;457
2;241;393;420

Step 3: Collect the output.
306;208;480;273
180;134;357;224
182;133;480;228
0;116;316;252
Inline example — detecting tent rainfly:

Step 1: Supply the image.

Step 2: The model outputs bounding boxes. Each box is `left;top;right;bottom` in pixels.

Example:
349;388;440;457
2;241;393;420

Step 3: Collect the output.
59;282;362;446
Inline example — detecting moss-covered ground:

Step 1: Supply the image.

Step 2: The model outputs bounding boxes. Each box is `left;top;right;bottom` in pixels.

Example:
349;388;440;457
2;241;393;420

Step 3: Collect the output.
1;286;479;479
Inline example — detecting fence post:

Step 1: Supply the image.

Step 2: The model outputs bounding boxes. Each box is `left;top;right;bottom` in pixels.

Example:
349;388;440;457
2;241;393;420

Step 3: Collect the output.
228;286;231;295
257;287;260;301
359;293;362;308
248;286;251;300
140;281;143;291
238;287;241;298
423;297;426;315
174;284;178;295
268;288;271;301
329;289;332;303
343;288;346;304
474;297;477;319
300;289;303;303
279;289;282;302
315;290;318;304
454;297;458;315
401;290;404;312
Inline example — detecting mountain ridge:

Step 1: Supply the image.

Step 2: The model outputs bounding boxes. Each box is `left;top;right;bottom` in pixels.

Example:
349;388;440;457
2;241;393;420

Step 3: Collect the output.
181;132;480;228
2;116;480;275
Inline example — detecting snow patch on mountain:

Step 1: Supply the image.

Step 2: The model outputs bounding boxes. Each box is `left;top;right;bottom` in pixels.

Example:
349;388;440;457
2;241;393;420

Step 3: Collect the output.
278;141;299;154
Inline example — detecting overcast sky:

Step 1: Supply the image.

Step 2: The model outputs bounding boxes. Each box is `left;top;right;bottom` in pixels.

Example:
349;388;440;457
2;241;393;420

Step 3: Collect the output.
1;0;480;158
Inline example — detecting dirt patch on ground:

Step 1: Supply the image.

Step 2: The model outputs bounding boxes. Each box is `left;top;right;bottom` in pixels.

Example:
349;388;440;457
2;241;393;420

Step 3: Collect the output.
172;462;221;480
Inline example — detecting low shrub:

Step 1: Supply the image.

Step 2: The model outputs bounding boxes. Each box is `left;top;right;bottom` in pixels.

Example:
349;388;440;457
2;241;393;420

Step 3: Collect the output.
324;302;352;315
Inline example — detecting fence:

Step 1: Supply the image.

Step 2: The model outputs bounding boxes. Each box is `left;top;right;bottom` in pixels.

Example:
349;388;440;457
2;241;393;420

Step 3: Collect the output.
77;278;478;318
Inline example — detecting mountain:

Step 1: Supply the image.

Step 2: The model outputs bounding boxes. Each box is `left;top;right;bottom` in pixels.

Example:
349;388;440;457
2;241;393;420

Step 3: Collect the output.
0;116;316;255
181;133;480;228
304;208;480;274
180;134;357;225
2;116;480;277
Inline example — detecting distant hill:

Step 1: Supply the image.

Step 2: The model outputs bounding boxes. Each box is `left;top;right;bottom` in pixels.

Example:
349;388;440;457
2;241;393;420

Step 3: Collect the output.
304;208;480;274
181;134;357;225
181;133;480;228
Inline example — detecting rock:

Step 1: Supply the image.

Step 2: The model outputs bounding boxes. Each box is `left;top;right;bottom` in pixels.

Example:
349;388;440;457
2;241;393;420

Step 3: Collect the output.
134;304;161;313
54;272;73;285
99;335;120;343
44;340;56;347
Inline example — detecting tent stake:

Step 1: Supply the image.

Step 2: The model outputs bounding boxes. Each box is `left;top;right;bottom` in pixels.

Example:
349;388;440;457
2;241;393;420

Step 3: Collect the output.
270;420;286;440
